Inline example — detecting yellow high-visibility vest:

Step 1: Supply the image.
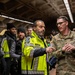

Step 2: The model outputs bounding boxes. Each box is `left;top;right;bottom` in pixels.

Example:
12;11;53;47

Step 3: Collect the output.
2;38;10;58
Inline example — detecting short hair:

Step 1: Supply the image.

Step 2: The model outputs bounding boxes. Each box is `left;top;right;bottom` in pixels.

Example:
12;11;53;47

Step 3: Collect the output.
57;16;69;22
34;20;44;26
7;23;15;30
26;25;33;29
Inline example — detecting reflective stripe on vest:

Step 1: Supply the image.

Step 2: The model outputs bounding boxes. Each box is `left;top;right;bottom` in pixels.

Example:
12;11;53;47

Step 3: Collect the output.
22;70;44;75
33;57;39;70
4;52;10;54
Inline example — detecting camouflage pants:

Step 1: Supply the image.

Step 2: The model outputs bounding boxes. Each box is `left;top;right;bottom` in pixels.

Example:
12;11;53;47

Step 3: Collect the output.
56;70;75;75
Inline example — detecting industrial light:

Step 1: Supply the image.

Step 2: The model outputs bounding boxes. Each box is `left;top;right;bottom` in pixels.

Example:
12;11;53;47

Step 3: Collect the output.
0;14;33;24
63;0;74;23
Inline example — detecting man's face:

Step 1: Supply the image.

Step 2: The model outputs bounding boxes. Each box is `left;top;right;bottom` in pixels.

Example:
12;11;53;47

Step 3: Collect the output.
27;28;33;36
18;32;25;40
34;21;45;37
56;18;68;33
10;27;17;35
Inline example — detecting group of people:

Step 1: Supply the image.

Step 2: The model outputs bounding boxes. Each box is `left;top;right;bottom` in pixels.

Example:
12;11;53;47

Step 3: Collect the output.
0;15;75;75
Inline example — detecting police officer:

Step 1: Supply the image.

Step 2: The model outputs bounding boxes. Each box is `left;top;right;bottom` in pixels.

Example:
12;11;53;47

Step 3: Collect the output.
50;16;75;75
21;20;55;75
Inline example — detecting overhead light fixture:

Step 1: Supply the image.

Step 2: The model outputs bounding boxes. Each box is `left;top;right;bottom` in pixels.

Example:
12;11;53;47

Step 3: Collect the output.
0;14;33;24
63;0;74;23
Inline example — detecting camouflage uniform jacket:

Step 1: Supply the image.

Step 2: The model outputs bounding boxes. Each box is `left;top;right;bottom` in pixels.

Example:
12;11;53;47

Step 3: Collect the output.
51;31;75;75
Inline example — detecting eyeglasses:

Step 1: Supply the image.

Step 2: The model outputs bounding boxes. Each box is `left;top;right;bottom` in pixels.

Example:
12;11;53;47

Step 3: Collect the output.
56;21;65;26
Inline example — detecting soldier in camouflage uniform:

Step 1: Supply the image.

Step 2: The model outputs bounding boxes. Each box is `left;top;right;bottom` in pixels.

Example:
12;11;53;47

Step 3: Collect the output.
51;16;75;75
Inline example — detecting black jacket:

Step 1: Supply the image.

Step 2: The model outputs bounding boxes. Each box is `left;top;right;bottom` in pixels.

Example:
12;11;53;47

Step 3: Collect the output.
16;39;22;55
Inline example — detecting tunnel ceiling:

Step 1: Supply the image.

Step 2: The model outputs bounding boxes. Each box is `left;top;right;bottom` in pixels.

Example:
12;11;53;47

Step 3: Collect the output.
0;0;75;35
